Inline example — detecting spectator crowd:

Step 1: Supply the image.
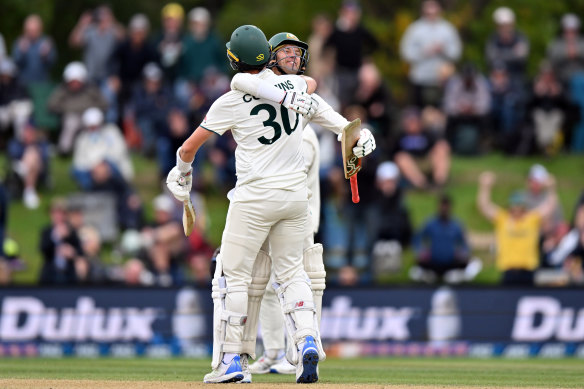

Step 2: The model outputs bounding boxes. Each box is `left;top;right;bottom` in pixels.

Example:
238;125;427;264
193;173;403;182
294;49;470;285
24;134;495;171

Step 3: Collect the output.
0;0;583;287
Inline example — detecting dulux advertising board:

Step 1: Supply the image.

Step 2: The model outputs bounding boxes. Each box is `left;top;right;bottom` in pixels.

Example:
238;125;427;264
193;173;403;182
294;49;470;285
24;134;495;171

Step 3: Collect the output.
0;287;582;357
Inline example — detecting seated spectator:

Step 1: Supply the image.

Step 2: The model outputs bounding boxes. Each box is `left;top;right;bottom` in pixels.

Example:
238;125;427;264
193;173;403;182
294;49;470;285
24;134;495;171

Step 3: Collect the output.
526;61;577;155
487;61;526;153
561;224;584;284
72;107;142;230
39;198;84;285
477;171;558;285
47;62;107;154
76;225;108;284
354;62;392;155
547;14;584;88
393;107;450;189
486;7;529;81
8;122;50;209
123;257;154;286
140;194;186;286
0;58;33;140
443;63;491;155
371;161;412;276
11;14;57;88
548;203;584;270
410;194;482;284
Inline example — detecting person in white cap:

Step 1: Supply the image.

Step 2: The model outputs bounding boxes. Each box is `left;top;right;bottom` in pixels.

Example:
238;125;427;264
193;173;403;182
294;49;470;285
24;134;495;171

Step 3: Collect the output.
547;13;584;85
371;161;412;277
48;61;108;154
72;107;142;230
486;6;529;79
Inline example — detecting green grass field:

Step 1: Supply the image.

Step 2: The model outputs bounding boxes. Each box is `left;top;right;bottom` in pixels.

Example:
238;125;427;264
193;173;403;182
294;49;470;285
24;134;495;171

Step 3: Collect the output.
0;357;583;388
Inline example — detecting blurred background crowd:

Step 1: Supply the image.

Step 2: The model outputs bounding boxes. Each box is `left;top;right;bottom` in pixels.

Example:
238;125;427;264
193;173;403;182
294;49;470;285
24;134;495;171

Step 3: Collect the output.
0;0;583;288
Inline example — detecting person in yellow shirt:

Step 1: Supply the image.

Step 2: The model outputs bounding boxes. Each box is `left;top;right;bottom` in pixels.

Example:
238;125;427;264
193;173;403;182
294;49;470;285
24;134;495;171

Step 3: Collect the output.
477;171;558;285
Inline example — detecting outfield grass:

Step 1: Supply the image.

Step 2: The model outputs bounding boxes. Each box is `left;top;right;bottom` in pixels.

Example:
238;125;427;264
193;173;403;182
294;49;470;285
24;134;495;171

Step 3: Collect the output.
2;152;583;284
0;357;583;388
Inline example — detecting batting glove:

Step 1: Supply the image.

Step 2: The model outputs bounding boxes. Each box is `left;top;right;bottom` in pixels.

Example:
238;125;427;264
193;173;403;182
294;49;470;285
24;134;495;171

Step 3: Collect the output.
353;128;376;158
281;91;319;118
166;166;192;203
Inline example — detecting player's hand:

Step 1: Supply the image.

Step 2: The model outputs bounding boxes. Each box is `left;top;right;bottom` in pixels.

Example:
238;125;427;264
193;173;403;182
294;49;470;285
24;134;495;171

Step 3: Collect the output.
281;91;318;118
166;166;192;202
353;128;376;158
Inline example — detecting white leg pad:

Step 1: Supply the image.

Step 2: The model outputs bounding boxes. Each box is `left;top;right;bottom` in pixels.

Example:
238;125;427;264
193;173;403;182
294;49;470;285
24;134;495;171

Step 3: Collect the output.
211;276;248;369
303;243;326;325
241;249;271;358
273;277;326;365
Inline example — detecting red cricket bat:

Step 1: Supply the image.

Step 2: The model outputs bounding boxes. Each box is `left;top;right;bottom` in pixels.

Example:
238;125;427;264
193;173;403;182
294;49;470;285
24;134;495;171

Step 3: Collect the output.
341;119;362;204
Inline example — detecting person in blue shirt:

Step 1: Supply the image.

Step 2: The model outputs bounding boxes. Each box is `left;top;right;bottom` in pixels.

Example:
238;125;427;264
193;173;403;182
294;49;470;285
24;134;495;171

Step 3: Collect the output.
410;194;481;283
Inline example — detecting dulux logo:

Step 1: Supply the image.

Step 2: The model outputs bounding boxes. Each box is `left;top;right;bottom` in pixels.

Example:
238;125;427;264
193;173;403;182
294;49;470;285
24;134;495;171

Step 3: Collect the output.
512;296;584;341
320;296;415;340
0;296;159;342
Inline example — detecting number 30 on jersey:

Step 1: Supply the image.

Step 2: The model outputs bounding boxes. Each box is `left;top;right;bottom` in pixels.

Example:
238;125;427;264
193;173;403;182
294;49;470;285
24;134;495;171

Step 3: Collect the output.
251;104;299;145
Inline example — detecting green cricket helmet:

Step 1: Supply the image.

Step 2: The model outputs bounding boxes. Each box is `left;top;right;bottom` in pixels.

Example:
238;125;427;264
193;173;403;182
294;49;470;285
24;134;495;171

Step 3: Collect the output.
268;32;309;75
226;25;271;71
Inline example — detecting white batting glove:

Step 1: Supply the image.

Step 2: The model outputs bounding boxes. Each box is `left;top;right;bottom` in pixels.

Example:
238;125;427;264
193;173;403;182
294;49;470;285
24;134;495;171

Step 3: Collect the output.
166;166;192;202
353;128;376;157
336;128;376;157
282;91;319;118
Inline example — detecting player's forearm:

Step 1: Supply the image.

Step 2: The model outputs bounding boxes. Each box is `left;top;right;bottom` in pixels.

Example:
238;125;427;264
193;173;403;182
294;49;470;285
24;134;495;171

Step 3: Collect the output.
231;73;286;103
310;93;350;134
179;126;213;167
477;185;496;220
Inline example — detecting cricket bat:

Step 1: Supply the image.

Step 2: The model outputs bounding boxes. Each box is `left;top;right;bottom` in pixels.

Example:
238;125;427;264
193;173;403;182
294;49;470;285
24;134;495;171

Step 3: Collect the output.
341;118;362;204
182;198;196;236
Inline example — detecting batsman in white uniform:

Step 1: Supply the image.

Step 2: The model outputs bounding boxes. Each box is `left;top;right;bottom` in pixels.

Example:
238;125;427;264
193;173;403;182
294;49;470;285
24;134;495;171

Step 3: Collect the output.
229;32;376;380
166;25;375;384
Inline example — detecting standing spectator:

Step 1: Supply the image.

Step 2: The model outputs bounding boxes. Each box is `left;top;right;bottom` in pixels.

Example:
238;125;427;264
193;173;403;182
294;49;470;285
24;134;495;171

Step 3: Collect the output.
306;14;334;81
0;58;33;140
548;203;584;269
11;14;57;88
410;194;481;284
72;108;142;230
0;33;6;60
443;63;492;155
400;0;461;108
8;122;50;209
109;14;159;122
547;14;584;87
69;5;124;85
393;107;450;189
324;0;378;108
47;61;108;155
486;7;529;81
176;7;227;109
39;198;84;285
477;171;558;285
487;61;526;153
371;161;412;276
156;3;185;83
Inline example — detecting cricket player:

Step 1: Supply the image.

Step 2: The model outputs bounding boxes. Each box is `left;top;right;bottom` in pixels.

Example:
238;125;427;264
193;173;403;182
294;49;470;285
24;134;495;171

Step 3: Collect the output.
167;25;375;384
231;32;322;376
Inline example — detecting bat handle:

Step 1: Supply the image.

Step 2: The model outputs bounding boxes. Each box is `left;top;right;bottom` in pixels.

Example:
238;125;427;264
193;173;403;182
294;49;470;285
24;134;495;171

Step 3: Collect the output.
350;175;360;203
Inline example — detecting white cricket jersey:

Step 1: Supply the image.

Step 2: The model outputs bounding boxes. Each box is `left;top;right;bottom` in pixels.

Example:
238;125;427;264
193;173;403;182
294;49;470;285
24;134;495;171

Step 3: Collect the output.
302;124;320;234
201;69;309;202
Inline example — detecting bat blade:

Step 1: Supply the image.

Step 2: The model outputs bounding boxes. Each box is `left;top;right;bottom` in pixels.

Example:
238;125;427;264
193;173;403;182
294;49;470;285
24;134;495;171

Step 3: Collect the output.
183;199;196;236
341;118;362;203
